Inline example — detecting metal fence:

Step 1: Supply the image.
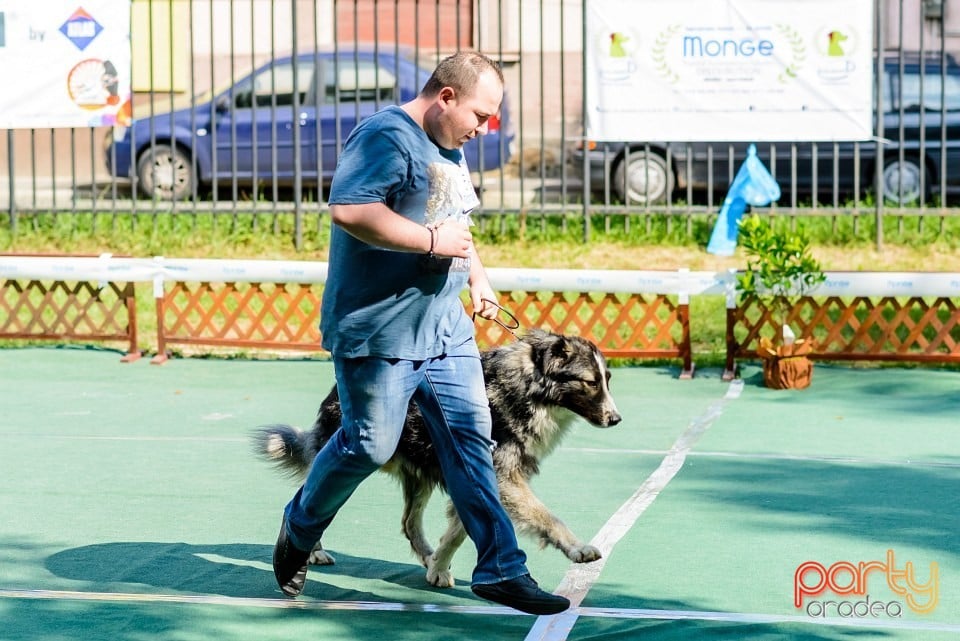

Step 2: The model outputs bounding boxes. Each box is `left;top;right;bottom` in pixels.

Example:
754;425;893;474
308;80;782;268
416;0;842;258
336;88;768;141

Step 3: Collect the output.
3;0;960;247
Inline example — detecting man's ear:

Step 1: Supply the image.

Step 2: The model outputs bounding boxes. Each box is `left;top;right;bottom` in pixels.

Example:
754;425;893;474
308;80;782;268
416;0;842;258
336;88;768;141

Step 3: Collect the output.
438;86;456;107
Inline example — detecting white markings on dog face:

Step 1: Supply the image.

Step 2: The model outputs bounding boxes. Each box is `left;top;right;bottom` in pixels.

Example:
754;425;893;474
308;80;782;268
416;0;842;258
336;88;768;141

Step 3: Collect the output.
595;350;621;425
546;340;622;428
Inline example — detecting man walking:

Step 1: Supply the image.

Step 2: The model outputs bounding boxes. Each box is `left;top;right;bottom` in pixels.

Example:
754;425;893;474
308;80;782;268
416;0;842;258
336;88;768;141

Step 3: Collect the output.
271;51;570;616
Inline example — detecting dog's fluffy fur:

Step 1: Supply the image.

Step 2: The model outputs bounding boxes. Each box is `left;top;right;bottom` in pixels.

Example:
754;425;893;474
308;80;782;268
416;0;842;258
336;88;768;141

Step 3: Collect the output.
253;329;621;587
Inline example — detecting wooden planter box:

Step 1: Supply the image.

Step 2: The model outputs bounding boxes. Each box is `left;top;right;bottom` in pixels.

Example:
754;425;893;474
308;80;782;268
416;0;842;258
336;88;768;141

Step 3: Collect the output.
758;337;814;390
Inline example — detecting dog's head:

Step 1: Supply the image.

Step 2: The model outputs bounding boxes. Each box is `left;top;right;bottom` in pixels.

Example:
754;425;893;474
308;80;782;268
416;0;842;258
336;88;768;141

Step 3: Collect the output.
491;329;622;428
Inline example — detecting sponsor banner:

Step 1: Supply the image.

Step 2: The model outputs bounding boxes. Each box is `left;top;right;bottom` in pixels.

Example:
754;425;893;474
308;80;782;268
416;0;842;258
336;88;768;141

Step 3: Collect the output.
0;1;131;128
586;0;874;141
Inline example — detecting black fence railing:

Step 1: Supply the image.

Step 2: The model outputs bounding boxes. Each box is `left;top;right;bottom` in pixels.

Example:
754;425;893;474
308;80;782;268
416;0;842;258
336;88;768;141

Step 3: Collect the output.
2;0;959;248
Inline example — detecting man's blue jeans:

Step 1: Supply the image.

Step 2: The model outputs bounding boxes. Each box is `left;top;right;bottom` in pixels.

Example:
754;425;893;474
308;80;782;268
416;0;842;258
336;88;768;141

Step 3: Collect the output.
283;340;529;586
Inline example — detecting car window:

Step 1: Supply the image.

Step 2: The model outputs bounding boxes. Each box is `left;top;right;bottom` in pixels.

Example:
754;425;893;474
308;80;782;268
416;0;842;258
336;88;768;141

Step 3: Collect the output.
888;69;960;112
233;61;315;109
320;60;397;104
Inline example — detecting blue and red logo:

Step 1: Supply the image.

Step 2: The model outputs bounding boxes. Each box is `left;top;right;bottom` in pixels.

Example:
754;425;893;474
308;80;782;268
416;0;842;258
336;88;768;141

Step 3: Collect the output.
59;7;103;51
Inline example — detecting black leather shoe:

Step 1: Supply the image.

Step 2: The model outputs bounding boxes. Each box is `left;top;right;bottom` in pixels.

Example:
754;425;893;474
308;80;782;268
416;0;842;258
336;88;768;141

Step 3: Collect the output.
273;517;310;597
471;574;570;615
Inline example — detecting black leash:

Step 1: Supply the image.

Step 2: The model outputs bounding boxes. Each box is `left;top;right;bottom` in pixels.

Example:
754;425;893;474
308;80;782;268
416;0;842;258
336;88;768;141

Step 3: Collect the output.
472;298;520;338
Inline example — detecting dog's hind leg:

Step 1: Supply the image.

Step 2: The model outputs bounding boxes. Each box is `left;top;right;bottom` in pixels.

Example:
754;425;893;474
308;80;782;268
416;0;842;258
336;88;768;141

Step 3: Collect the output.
499;475;601;564
425;501;467;588
399;471;435;567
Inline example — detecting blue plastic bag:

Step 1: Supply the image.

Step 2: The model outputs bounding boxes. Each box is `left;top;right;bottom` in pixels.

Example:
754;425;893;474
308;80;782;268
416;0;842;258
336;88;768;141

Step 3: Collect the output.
706;144;781;256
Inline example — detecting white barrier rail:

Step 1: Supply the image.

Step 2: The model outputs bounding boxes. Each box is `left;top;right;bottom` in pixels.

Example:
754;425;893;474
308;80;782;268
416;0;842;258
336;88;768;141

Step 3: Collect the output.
3;255;960;300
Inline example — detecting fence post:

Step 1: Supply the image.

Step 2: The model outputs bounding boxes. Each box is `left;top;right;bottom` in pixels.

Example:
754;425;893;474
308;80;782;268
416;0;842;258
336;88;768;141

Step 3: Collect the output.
722;268;739;381
6;130;15;233
874;0;885;250
580;0;590;244
150;257;169;365
120;282;143;363
677;268;695;379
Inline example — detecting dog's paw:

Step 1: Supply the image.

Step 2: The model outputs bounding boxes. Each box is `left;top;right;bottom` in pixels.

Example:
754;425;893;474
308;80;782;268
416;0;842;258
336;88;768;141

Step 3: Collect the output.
568;544;602;563
425;566;456;588
309;548;336;566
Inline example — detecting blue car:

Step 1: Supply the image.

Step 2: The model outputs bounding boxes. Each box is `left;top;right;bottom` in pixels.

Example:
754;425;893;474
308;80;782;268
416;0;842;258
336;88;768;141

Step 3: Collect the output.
105;48;513;200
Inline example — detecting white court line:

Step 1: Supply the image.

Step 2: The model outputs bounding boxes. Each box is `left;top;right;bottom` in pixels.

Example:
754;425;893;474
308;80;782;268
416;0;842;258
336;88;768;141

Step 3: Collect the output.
2;589;958;633
5;434;960;472
579;606;960;633
0;588;520;615
0;434;247;442
525;380;744;641
565;447;960;469
6;436;958;470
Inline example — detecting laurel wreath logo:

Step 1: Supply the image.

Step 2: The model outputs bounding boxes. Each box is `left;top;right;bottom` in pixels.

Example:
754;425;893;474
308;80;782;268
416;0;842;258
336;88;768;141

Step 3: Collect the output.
775;24;807;83
651;24;681;84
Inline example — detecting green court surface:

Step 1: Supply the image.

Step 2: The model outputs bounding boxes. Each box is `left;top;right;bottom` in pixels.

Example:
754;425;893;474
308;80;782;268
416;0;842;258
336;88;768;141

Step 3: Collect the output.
1;346;957;640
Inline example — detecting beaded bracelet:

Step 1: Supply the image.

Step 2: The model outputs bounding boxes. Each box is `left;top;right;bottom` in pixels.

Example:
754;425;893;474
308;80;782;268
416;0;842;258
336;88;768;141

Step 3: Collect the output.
426;224;437;259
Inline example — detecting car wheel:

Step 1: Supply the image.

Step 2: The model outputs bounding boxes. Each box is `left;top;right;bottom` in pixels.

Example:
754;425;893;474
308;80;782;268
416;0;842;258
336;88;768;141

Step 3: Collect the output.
881;157;926;206
612;150;673;204
136;144;194;201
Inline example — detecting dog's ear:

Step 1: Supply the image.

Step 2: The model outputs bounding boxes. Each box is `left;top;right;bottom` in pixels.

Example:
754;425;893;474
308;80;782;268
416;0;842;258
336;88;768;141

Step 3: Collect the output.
551;336;577;363
533;332;576;375
524;332;552;375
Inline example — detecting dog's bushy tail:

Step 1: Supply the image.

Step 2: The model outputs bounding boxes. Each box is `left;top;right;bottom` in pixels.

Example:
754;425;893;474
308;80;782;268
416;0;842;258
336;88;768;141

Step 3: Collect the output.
251;424;315;479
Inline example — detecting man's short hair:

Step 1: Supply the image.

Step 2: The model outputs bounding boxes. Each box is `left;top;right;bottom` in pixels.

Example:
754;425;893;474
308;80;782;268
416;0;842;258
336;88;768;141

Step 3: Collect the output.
421;51;504;98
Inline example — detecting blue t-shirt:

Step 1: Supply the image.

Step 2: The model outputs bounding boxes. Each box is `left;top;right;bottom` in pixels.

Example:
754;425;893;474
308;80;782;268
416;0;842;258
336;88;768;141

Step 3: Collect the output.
320;106;481;359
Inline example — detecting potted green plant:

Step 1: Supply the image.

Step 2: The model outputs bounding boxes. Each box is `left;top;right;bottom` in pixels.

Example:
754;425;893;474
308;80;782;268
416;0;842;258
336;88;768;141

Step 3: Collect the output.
736;214;826;389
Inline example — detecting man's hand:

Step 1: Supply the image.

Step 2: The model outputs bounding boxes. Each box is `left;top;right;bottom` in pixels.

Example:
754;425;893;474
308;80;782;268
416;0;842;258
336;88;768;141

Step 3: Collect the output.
431;218;474;259
470;283;499;321
473;296;499;320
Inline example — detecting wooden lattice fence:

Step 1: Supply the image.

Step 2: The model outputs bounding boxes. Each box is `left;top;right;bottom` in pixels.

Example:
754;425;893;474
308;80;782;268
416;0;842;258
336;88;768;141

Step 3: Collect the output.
153;281;322;363
6;257;959;379
0;277;140;360
153;280;693;373
470;290;691;366
725;294;960;377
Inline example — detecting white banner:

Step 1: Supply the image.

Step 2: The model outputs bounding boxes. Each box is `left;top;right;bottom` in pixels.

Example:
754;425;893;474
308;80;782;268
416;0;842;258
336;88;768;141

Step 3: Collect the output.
586;0;875;142
0;1;131;128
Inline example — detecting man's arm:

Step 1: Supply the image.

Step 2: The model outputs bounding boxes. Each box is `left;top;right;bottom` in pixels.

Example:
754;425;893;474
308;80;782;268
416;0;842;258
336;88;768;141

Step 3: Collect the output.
330;203;474;259
468;249;499;320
